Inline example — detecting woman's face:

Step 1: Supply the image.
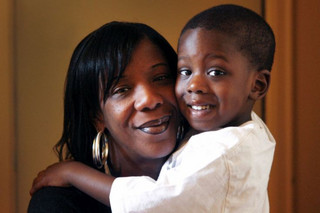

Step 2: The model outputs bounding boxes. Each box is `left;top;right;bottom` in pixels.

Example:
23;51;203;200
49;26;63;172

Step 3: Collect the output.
101;38;179;162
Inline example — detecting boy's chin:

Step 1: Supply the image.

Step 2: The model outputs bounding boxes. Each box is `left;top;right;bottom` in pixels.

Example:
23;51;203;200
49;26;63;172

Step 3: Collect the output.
188;120;220;132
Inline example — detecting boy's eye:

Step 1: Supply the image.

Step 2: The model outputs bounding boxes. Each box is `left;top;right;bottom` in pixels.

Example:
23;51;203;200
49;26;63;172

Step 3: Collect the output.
207;68;225;77
178;69;192;76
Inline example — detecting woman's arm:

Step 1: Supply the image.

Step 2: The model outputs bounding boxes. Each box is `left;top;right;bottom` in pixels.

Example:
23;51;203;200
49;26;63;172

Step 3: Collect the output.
30;161;115;206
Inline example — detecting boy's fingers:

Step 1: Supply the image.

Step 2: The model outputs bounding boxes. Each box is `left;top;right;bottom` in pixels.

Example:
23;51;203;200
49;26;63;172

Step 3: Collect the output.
29;171;45;196
30;178;39;195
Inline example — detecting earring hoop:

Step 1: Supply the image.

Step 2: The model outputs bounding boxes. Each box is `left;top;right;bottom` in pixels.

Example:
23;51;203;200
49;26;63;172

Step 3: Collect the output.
92;131;108;169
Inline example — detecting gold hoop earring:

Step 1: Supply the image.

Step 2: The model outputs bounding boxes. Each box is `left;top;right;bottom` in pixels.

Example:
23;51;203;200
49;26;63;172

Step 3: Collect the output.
92;131;108;169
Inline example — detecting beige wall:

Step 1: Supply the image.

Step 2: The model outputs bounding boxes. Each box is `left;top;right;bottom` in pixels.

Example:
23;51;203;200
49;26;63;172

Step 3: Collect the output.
266;0;320;212
293;0;320;211
3;1;262;212
0;0;15;212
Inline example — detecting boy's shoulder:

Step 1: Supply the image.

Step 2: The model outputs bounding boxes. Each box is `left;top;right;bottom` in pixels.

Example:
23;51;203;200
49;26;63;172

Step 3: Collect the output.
171;111;275;164
187;111;275;148
166;112;275;173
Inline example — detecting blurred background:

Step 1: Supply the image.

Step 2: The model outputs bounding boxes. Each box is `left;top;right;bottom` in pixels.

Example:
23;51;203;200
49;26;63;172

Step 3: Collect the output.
1;0;319;212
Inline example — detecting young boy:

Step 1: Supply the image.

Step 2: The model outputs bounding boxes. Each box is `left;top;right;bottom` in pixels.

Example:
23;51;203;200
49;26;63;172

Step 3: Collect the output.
31;4;276;212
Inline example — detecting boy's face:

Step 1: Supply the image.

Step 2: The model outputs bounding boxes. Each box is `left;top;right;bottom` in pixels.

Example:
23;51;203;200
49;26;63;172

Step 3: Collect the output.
176;28;256;131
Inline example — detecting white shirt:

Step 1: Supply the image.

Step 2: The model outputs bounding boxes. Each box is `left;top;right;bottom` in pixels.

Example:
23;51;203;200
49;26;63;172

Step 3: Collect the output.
110;112;276;213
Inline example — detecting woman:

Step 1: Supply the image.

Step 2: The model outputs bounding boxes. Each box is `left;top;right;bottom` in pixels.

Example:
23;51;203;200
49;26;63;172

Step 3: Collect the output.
28;21;183;212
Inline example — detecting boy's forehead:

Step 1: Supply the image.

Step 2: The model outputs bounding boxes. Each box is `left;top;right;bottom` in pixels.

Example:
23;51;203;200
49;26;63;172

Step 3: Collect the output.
180;28;237;43
177;28;256;71
178;28;238;53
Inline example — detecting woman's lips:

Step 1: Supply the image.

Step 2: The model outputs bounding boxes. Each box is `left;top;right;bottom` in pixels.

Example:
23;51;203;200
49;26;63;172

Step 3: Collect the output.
138;115;170;135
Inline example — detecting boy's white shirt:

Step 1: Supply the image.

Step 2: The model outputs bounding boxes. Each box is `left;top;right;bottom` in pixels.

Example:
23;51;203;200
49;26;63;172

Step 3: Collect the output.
110;112;276;213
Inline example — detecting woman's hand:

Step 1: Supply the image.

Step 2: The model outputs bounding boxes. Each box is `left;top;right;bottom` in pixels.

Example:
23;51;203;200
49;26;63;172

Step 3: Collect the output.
30;161;73;196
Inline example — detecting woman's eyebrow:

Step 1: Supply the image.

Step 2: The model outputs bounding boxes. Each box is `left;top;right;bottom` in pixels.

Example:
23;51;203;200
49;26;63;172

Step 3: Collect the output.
152;62;169;69
110;74;127;83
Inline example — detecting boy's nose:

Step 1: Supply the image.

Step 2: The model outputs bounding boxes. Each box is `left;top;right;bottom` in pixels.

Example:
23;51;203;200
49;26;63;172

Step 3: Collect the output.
187;74;209;94
134;85;163;111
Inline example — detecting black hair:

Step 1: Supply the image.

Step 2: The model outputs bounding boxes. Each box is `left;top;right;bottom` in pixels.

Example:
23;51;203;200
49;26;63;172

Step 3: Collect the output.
55;21;177;167
180;4;275;71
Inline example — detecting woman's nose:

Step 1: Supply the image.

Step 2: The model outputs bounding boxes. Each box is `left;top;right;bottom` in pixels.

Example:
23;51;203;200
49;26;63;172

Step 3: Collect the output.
134;85;163;111
187;74;209;94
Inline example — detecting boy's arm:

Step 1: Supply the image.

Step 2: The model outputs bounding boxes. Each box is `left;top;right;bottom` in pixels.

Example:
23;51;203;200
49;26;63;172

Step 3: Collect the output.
110;153;229;212
30;161;115;206
109;132;231;212
110;125;275;212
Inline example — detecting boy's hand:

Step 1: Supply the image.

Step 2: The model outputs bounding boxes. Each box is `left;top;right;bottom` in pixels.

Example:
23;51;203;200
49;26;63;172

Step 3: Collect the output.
29;161;73;196
30;160;115;205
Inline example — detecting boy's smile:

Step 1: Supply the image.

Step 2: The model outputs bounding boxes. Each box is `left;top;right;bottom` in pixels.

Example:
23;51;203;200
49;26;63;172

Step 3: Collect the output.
176;28;257;131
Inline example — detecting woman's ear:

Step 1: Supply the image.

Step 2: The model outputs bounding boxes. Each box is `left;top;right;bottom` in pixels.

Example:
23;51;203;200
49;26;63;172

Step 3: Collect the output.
249;69;270;100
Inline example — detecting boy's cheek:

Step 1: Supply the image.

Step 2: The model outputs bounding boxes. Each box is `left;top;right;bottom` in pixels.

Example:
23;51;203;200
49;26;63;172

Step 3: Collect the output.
175;79;184;97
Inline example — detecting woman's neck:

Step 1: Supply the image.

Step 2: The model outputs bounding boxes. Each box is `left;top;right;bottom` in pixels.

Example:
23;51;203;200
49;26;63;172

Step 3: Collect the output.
111;157;166;179
107;142;167;180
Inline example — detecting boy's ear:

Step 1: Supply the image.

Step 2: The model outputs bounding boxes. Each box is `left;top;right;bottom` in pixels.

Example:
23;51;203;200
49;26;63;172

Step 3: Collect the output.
249;69;270;100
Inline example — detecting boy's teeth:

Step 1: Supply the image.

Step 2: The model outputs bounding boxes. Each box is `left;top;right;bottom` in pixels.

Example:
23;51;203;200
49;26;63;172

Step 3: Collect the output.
191;105;211;110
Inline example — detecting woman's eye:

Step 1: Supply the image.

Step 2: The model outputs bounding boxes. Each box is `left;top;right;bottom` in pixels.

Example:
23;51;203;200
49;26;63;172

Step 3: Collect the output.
208;68;225;77
113;87;129;95
179;69;191;76
154;74;171;82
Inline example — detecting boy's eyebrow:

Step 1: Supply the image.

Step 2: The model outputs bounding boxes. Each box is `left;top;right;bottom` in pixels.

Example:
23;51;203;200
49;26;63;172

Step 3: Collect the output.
178;53;228;62
206;53;229;62
177;56;187;61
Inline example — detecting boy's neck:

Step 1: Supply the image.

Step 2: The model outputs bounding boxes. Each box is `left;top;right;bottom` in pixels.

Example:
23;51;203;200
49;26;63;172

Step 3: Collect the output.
222;110;252;128
193;110;253;133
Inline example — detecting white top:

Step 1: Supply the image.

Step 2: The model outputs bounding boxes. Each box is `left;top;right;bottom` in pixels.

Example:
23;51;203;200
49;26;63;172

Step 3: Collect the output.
110;112;276;213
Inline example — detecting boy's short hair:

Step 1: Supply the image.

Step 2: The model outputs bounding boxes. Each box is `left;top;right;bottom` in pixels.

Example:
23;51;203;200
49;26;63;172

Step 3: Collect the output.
180;4;275;71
